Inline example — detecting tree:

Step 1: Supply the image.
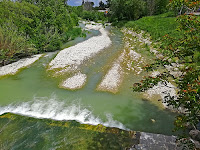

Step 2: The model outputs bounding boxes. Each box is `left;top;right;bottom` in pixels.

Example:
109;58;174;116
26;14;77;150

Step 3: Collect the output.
154;0;169;14
15;0;80;51
133;0;200;148
99;0;105;9
109;0;145;21
145;0;169;16
83;1;94;10
106;0;111;7
146;0;156;16
168;0;199;15
0;0;38;64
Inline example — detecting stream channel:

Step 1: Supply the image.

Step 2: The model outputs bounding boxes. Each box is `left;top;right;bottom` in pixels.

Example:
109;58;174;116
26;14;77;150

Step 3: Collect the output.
0;24;177;149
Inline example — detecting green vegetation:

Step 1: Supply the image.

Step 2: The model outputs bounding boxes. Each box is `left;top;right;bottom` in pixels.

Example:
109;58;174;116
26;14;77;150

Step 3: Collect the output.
109;0;169;22
0;1;38;65
0;0;109;66
68;5;107;22
0;23;35;65
131;0;200;148
0;113;137;149
1;0;199;148
0;0;81;66
109;0;146;21
124;12;181;40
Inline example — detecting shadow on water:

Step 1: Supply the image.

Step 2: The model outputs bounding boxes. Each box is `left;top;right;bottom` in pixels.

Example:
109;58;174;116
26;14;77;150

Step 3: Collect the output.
115;99;177;135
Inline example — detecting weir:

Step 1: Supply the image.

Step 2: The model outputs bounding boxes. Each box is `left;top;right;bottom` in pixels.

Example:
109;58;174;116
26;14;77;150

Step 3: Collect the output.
0;113;177;149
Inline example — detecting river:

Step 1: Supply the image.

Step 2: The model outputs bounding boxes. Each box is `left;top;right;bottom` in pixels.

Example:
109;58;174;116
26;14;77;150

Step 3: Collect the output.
0;24;177;149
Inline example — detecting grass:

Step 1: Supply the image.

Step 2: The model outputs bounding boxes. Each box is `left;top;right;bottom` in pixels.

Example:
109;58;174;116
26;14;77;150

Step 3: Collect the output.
124;12;182;41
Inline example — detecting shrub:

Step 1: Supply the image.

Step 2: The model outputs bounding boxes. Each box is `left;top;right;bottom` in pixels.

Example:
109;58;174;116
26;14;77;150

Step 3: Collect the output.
0;24;35;65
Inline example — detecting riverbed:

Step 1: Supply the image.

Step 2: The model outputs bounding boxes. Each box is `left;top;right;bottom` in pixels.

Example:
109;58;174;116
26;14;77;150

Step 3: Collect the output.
0;24;177;144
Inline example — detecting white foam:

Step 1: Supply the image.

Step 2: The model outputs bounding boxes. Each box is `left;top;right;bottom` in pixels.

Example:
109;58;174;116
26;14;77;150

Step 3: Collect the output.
0;96;126;130
0;54;43;76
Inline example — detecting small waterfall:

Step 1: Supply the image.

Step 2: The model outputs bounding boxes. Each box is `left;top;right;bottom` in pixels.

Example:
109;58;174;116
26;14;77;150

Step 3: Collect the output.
0;95;126;130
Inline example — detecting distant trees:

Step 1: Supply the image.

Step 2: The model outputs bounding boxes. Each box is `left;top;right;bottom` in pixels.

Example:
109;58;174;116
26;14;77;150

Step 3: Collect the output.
99;1;105;9
154;0;169;14
109;0;145;21
145;0;169;16
145;0;156;16
109;0;169;21
106;0;111;7
81;10;106;21
82;1;94;11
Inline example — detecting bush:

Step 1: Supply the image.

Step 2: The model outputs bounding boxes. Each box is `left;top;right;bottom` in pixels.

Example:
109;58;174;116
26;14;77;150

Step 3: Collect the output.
0;24;35;65
64;28;82;41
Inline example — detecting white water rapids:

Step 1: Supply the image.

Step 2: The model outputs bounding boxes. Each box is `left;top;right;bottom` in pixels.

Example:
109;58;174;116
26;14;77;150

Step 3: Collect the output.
0;95;126;130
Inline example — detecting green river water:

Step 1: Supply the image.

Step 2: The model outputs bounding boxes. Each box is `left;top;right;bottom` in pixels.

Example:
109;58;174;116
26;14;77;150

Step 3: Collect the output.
0;26;177;149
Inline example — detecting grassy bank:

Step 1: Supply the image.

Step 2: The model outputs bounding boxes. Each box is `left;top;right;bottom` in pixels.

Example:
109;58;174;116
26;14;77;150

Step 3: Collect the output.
124;12;182;41
129;10;200;148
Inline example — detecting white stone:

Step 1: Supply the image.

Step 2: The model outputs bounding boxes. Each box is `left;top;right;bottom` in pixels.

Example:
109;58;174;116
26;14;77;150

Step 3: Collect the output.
129;50;141;61
98;64;122;92
0;54;43;76
151;71;160;77
146;81;177;108
49;24;111;73
61;73;87;90
97;51;125;93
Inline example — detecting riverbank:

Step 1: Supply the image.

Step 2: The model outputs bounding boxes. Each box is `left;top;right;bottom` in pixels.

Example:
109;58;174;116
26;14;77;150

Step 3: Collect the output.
0;54;43;77
96;28;147;94
124;12;200;149
120;27;179;110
